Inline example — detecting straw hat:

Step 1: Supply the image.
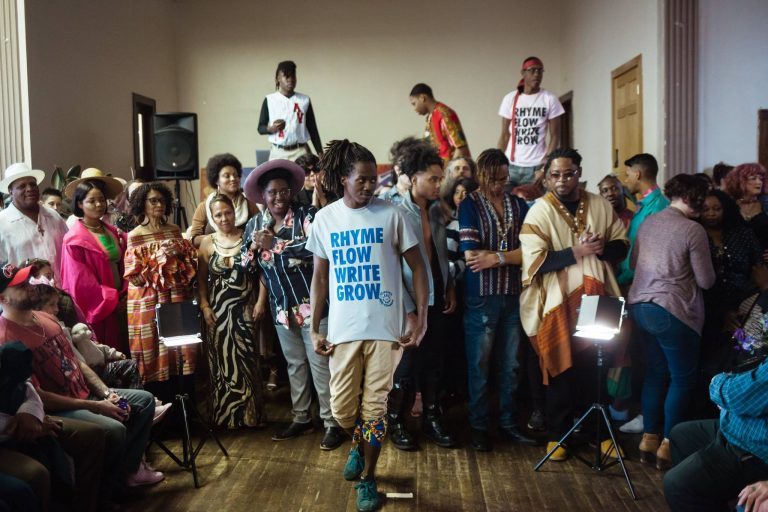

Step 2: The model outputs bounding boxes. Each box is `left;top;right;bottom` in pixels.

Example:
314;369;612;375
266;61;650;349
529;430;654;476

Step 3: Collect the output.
64;168;124;199
0;163;45;194
243;159;305;204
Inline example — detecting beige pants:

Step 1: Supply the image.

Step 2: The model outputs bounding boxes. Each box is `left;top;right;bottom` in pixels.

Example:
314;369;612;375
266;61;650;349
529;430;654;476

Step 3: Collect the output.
329;340;403;429
269;144;310;161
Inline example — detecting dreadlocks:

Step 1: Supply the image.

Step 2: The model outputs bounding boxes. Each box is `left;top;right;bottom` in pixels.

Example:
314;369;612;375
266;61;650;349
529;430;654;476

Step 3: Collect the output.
475;148;509;191
544;147;583;173
319;139;376;198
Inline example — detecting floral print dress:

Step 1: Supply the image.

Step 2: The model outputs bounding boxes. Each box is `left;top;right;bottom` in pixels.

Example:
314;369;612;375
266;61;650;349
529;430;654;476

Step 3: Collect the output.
241;205;322;329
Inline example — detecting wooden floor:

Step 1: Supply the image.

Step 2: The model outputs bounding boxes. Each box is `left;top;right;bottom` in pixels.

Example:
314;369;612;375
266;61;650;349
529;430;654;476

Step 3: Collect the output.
124;389;668;512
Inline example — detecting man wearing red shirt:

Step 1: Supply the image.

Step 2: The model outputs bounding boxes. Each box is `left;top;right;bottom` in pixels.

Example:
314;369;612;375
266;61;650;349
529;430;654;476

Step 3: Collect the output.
410;83;470;162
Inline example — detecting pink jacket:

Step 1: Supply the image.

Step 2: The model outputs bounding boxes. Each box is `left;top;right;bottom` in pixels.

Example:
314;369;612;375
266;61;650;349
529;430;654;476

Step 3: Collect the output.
60;220;127;349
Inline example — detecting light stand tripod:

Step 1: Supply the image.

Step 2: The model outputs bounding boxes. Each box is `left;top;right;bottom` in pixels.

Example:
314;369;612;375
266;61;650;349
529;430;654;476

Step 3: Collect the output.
533;341;637;500
171;180;189;231
152;301;228;488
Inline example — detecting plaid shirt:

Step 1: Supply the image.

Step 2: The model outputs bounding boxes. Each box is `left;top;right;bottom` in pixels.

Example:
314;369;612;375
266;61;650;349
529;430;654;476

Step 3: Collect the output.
458;191;528;297
710;360;768;464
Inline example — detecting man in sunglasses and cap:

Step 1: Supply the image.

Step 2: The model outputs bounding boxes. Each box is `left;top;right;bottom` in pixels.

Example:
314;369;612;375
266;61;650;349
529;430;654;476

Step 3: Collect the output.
497;57;565;187
0;163;68;281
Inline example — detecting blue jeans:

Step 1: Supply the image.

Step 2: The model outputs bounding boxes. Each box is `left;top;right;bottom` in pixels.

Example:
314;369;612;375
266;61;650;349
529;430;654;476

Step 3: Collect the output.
464;294;521;430
57;388;154;478
631;302;700;437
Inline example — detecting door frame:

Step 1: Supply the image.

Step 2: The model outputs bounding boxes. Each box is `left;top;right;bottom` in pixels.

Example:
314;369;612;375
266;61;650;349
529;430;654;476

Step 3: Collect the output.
611;54;643;170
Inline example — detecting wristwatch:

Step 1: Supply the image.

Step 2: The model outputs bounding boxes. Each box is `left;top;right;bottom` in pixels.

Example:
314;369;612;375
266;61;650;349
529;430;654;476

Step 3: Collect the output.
496;252;504;267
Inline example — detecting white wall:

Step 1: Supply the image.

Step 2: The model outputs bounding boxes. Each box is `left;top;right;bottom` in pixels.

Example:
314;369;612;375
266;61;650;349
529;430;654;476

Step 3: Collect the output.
560;0;664;188
698;0;768;170
25;0;178;183
171;0;563;168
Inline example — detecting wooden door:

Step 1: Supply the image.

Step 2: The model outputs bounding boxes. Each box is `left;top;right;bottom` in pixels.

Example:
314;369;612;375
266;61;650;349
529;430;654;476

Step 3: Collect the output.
611;55;643;183
759;109;768;170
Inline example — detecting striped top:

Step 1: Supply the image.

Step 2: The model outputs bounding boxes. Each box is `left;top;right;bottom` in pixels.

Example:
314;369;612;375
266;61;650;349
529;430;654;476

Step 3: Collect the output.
710;359;768;464
458;191;528;297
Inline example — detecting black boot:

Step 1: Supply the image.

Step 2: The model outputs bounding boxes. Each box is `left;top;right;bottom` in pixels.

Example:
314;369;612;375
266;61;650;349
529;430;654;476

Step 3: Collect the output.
387;383;416;451
422;405;456;448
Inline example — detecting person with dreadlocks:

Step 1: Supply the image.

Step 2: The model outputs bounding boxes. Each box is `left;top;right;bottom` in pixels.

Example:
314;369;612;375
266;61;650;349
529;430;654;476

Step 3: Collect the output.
497;56;564;187
458;148;536;452
519;147;628;462
306;140;428;512
257;60;323;161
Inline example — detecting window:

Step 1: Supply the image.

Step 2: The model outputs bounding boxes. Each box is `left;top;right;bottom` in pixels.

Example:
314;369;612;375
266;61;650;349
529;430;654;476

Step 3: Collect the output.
132;93;156;180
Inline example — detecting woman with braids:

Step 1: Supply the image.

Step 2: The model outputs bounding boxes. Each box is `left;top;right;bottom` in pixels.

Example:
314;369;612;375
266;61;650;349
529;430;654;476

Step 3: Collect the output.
124;183;198;384
306;140;428;512
458;148;536;452
198;194;265;429
240;159;342;448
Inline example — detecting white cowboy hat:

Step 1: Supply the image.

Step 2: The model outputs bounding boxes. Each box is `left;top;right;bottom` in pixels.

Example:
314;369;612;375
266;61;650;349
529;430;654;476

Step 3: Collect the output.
64;168;124;200
0;163;46;194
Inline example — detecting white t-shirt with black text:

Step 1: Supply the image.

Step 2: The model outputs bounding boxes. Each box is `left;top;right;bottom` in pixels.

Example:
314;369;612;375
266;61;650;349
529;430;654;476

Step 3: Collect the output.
498;89;564;167
306;197;419;345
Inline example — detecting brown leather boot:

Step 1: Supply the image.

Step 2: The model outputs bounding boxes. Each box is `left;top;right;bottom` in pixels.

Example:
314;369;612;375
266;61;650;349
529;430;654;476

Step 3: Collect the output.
638;433;661;464
656;438;671;470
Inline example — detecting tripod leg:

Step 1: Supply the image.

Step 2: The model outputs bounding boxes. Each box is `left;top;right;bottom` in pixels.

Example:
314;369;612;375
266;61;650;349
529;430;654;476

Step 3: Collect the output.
534;405;597;471
179;394;193;466
598;406;637;499
187;401;229;458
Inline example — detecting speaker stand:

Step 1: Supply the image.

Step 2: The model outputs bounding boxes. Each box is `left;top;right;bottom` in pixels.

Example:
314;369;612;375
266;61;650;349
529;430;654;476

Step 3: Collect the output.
172;180;189;231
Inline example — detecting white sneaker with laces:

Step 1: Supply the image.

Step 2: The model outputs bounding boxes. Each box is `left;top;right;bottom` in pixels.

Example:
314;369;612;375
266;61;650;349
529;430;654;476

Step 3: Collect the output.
619;414;644;434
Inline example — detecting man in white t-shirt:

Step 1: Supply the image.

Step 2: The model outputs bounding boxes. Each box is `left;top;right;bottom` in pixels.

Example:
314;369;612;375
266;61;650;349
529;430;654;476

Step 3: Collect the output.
497;56;564;186
258;60;323;161
307;140;428;512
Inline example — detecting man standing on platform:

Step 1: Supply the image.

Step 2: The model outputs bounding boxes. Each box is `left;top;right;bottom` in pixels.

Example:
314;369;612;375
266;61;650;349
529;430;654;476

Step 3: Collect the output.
258;60;323;161
497;57;564;187
410;83;471;162
520;148;628;461
307;139;428;512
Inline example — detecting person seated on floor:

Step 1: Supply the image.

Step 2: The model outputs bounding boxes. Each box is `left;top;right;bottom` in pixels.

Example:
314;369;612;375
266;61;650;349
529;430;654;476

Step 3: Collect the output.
664;356;768;511
0;261;164;492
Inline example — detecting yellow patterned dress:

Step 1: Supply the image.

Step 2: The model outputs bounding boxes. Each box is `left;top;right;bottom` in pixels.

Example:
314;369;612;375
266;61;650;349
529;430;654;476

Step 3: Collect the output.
125;225;198;383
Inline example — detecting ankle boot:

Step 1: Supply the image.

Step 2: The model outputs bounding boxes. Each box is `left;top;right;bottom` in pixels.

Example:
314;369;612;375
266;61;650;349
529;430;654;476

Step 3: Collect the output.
639;433;661;464
422;405;456;448
656;438;671;471
387;383;416;451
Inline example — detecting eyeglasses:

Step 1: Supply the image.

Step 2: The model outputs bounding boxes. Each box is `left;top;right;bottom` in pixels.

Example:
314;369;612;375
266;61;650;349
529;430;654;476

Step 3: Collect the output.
147;197;166;205
549;171;578;182
265;189;291;198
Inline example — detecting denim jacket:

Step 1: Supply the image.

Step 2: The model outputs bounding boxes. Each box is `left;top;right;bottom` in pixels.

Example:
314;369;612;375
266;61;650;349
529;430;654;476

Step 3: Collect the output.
397;192;453;312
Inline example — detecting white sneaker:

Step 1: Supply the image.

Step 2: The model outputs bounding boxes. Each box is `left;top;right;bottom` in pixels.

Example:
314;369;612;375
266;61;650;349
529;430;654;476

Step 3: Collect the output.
153;403;172;425
125;461;164;487
619;414;644;434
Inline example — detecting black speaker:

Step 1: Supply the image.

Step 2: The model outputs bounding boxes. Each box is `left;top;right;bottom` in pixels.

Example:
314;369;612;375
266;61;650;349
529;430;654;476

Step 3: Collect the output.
152;112;199;180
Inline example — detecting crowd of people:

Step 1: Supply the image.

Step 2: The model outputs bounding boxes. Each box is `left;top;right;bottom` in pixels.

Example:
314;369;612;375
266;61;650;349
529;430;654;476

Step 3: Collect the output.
1;56;767;512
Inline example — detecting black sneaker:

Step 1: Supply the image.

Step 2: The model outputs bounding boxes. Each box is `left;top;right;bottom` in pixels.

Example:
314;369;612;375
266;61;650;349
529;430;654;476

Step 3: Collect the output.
471;428;491;452
527;409;545;431
320;426;345;450
271;421;314;441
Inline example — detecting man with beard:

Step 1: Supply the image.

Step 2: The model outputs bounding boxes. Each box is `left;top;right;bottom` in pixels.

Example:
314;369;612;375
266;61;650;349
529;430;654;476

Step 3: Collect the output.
520;148;628;461
0;164;68;280
598;175;634;228
0;262;163;493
